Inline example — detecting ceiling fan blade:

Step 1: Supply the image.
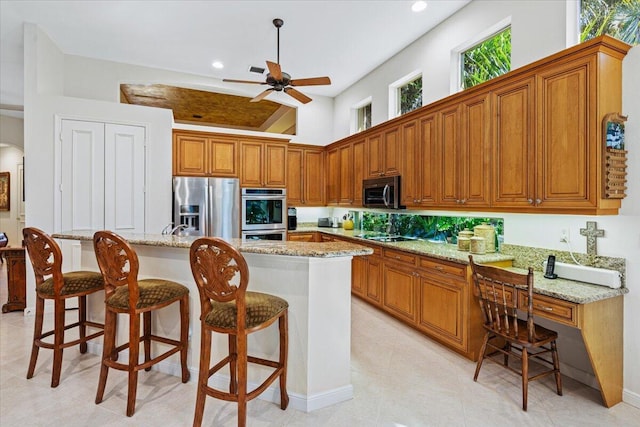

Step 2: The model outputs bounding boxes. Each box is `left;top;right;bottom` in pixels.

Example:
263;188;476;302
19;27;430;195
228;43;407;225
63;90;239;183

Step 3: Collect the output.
289;77;331;86
223;78;266;85
266;61;283;81
250;88;274;103
284;87;312;104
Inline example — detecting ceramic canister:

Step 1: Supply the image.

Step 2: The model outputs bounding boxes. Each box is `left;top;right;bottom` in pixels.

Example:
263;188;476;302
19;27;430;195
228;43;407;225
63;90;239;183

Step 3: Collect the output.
457;236;471;251
473;223;496;253
458;228;474;239
470;236;486;255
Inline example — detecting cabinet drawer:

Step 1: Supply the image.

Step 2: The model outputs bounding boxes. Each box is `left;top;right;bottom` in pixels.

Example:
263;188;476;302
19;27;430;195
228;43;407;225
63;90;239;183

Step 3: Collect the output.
383;249;417;266
519;292;578;327
419;258;466;280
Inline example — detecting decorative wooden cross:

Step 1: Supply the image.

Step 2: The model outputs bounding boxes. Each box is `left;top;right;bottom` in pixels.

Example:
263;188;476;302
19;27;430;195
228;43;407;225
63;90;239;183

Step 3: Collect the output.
580;221;604;256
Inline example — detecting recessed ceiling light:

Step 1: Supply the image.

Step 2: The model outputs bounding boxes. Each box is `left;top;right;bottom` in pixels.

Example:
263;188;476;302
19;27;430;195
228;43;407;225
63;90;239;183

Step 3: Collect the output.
412;1;427;12
212;61;224;69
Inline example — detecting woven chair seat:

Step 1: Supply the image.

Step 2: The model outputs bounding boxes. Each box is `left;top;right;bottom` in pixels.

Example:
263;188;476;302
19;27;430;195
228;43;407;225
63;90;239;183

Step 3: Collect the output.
106;279;189;310
37;271;104;297
205;291;288;329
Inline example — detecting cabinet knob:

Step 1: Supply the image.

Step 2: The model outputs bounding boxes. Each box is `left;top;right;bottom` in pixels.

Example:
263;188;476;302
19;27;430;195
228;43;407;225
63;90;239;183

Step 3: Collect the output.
460;199;466;204
527;198;534;204
536;304;554;312
535;198;542;205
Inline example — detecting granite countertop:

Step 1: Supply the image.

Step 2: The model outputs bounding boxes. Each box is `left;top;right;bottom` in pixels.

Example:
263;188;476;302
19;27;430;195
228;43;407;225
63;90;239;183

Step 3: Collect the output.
502;267;628;304
290;226;514;264
52;230;373;258
291;227;628;304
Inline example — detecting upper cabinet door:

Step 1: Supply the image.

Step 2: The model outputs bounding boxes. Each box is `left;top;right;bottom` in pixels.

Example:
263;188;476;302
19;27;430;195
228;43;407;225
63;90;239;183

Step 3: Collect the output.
209;138;238;177
537;57;595;208
383;126;401;176
460;93;491;208
304;148;325;206
174;133;209;176
492;78;536;208
60;119;105;231
240;141;263;187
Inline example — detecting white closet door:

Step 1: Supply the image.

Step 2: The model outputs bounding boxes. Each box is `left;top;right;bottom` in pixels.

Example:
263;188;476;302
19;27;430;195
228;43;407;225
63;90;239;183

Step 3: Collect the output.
60;119;105;231
104;124;145;232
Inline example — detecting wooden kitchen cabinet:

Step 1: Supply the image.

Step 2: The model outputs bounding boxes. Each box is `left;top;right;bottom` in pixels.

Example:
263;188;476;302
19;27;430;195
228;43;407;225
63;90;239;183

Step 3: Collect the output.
492;77;536;208
173;131;238;177
287;144;324;206
352;138;366;206
240;140;287;187
326;147;339;204
382;249;419;323
338;143;354;205
401;115;438;207
437;93;491;208
351;243;382;306
416;258;468;351
287;232;320;242
367;126;401;178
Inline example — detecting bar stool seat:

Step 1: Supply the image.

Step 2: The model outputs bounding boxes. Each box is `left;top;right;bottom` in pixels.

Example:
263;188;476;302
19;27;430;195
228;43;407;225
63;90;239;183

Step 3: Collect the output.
22;227;105;388
106;279;189;310
205;291;288;329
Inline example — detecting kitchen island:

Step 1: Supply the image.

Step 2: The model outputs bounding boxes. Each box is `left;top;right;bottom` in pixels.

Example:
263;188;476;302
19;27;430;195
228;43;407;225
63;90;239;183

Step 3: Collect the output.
52;231;373;412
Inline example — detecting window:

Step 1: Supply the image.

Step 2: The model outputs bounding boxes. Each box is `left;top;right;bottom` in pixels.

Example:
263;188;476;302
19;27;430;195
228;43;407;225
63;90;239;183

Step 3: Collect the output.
389;71;422;119
461;27;511;90
580;0;639;45
399;77;423;115
357;103;372;132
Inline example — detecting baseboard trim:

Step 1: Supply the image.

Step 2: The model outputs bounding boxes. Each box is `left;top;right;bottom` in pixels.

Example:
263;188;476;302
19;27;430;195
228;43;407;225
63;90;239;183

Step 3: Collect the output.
623;388;640;409
86;342;353;412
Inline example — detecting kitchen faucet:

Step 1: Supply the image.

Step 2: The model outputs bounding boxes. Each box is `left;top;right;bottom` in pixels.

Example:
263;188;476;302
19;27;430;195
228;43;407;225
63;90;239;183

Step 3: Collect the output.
161;223;188;235
386;215;397;235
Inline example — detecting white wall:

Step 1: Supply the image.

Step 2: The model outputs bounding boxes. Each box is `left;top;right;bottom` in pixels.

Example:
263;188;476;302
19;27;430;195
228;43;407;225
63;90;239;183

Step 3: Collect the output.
333;0;571;139
62;55;334;146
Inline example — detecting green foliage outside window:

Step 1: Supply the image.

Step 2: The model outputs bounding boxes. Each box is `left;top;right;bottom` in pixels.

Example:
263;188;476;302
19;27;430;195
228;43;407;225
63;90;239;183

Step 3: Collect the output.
399;77;422;115
461;27;511;90
581;0;639;44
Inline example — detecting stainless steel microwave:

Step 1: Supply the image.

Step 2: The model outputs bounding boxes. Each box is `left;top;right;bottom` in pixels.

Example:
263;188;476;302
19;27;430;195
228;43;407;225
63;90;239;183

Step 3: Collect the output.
362;176;403;209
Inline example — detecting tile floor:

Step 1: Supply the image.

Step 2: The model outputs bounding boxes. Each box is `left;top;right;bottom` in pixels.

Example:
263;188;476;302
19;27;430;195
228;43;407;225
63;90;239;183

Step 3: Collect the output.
1;262;639;426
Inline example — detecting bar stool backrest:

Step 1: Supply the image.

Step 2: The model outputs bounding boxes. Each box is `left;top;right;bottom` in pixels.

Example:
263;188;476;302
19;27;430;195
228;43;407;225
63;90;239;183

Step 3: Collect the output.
22;227;64;288
93;230;140;308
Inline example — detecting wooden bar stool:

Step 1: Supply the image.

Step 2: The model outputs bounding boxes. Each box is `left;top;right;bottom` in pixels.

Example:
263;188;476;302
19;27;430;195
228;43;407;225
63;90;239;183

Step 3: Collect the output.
22;227;105;387
469;256;562;410
93;230;190;417
189;237;289;427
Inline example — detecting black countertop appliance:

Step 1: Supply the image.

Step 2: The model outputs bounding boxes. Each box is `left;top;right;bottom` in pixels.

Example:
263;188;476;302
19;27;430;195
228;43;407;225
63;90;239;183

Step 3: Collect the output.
287;207;297;230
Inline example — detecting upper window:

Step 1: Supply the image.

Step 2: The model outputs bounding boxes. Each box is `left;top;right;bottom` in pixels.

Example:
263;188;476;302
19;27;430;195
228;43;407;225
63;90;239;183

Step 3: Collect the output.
580;0;639;45
461;27;511;90
389;71;423;119
357;103;372;132
399;77;423;115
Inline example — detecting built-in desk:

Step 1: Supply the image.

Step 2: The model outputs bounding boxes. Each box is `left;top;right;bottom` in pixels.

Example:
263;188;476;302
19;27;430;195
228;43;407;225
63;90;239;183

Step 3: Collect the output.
505;267;627;408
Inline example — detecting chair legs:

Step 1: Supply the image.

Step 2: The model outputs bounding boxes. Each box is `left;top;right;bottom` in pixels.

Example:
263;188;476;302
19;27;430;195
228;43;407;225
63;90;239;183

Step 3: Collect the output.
473;332;490;382
27;294;95;388
193;310;289;427
97;304;190;417
26;296;45;381
522;348;529;411
552;340;563;396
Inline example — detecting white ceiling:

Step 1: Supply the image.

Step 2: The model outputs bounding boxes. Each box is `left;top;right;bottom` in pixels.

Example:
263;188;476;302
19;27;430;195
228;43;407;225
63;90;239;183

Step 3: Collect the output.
0;0;471;109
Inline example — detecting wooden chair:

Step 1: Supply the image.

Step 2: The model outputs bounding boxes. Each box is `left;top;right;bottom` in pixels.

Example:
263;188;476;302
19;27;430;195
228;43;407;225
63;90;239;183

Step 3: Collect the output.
22;227;105;387
189;237;289;427
93;230;190;417
469;256;562;410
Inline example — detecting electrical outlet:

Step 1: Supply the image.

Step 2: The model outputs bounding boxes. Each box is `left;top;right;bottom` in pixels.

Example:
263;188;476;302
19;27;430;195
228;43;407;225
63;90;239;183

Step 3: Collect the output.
560;229;569;243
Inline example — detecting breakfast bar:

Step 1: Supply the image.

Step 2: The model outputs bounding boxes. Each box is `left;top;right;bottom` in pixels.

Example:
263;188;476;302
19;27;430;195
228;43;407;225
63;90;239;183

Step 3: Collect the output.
52;231;373;412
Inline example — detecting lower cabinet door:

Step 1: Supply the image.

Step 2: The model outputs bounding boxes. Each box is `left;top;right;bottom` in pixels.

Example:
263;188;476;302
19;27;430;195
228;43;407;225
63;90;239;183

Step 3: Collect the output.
382;262;417;322
417;276;466;350
366;256;382;305
351;255;367;296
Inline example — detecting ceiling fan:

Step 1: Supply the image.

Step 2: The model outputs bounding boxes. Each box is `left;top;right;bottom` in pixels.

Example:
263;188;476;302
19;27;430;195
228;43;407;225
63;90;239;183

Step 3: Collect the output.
223;18;331;104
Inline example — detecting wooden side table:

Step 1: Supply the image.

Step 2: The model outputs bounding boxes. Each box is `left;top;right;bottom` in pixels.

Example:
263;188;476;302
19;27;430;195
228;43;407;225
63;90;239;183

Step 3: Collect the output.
1;247;26;313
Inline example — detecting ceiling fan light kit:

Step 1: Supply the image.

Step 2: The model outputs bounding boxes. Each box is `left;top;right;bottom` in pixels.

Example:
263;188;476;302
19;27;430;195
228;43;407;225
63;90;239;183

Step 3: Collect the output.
223;18;331;104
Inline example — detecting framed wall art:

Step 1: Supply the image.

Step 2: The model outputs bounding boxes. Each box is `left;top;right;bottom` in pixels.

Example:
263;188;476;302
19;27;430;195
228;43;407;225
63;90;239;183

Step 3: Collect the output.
0;172;9;211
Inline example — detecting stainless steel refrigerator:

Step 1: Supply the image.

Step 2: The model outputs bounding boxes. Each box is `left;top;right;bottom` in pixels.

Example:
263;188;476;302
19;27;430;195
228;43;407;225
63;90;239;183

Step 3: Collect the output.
172;177;240;239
